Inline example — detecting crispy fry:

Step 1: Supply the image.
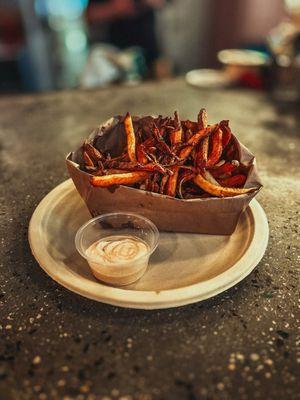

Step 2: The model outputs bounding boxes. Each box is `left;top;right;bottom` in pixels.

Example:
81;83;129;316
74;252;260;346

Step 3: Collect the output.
196;136;209;167
184;128;193;142
157;140;176;157
143;137;156;147
178;171;194;199
206;128;223;167
153;124;164;142
124;112;137;162
83;151;94;168
109;152;129;162
226;141;238;160
170;129;182;146
145;176;153;191
159;174;169;194
151;173;160;193
203;170;220;186
193;173;255;197
84;142;103;162
166;166;179;197
169;111;182;146
82;110;257;199
198;108;208;129
85;166;97;172
220;120;231;148
152;182;160;193
136;144;149;164
150;127;175;157
210;161;239;178
91;171;149;187
107;160;168;175
215;160;226;167
182;120;198;133
217;174;247;187
187;126;212;146
105;169;130;174
179;127;211;159
92;160;105;176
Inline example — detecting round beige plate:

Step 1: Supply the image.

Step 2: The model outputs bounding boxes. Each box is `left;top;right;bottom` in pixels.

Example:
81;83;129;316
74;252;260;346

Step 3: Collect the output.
29;180;269;309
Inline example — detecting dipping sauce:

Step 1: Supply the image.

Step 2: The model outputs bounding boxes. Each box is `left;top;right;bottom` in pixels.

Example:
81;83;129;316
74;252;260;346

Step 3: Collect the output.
86;235;150;286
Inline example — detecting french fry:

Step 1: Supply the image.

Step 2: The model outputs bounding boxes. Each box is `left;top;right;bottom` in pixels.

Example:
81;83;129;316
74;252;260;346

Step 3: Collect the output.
166;166;179;197
196;136;209;167
185;128;193;142
91;171;149;187
107;161;168;175
153;124;164;142
214;160;226;167
169;111;182;146
183;120;198;132
159;174;169;194
177;171;194;199
92;160;105;176
151;173;160;193
136;144;149;164
206;128;223;167
198;108;208;129
151;127;175;157
225;141;238;160
143;137;156;147
105;169;130;174
188;126;213;146
170;129;182;146
81;110;258;199
220;120;231;148
210;161;239;178
109;152;129;163
217;174;247;187
124;112;137;162
193;173;255;197
83;151;94;168
85;166;97;172
203;170;220;186
157;140;176;157
145;176;153;191
84;142;103;162
179;127;211;159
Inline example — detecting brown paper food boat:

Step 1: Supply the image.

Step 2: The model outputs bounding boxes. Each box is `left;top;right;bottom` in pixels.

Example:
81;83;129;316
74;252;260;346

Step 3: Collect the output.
66;116;262;235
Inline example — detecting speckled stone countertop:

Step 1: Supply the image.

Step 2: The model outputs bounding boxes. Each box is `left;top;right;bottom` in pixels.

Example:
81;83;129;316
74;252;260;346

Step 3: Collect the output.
0;80;299;400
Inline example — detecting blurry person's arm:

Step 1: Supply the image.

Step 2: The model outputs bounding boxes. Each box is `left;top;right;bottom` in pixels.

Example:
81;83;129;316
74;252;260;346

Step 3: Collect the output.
87;0;136;23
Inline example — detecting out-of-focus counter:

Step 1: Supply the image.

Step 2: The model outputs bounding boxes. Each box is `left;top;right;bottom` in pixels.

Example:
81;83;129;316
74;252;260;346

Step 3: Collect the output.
0;79;299;400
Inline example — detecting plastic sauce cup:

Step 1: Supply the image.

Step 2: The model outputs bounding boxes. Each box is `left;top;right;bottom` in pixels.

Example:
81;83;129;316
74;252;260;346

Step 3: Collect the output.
75;212;159;286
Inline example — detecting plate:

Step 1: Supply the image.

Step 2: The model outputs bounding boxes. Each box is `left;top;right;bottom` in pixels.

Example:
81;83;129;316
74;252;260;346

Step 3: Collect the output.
29;180;269;309
185;69;233;89
218;49;269;67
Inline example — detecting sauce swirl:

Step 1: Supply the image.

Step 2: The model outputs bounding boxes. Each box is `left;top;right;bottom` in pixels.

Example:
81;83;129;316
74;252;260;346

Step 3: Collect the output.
86;235;149;266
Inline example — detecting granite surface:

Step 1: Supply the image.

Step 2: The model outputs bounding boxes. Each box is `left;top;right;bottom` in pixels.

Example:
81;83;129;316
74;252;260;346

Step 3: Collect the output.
0;79;299;400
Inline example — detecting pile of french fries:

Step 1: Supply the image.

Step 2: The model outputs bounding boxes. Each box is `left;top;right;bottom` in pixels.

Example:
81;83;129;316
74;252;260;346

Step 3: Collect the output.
82;110;256;198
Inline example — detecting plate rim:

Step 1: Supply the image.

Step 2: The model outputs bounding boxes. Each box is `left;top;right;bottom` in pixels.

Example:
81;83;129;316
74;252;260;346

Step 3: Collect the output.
28;179;269;309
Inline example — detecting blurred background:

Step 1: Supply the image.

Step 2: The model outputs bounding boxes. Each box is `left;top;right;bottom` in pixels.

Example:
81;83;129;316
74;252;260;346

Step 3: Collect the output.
1;0;300;97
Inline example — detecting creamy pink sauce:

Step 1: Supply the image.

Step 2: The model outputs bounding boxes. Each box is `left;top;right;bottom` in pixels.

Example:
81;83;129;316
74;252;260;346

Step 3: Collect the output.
86;235;149;266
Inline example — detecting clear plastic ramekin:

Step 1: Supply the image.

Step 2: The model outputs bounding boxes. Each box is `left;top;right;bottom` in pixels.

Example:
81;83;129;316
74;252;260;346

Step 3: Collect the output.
75;212;159;286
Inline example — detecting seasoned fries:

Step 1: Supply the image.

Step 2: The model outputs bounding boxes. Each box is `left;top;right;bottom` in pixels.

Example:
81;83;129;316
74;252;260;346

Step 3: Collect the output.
193;173;255;197
82;110;257;198
166;166;179;197
170;111;182;145
197;108;208;130
91;171;149;187
124;112;137;162
206;128;223;167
